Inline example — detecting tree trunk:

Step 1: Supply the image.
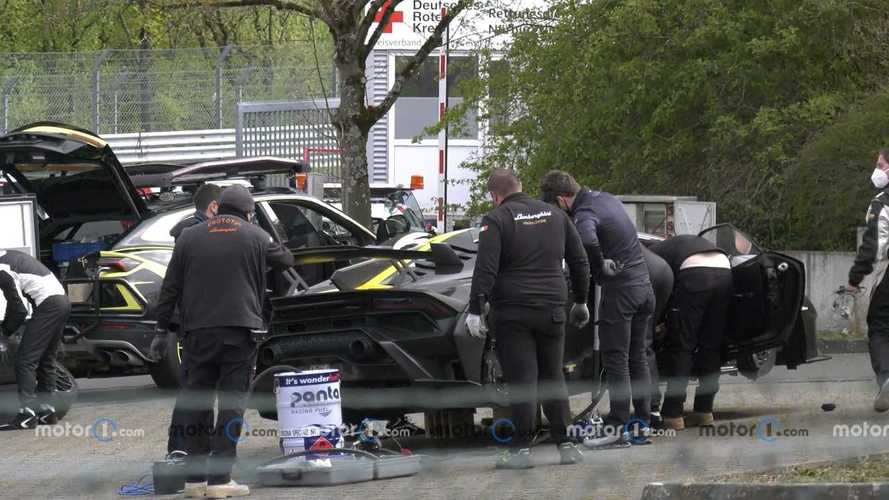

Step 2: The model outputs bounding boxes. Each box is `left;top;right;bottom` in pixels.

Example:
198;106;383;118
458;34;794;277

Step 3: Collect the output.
332;38;372;229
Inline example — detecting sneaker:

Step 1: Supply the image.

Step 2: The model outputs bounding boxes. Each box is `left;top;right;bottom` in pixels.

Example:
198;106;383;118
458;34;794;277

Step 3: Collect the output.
184;481;207;498
36;404;58;426
661;416;685;431
685;412;714;427
495;448;533;470
557;442;584;465
205;480;249;498
0;407;37;431
581;422;631;449
875;379;889;413
649;411;664;429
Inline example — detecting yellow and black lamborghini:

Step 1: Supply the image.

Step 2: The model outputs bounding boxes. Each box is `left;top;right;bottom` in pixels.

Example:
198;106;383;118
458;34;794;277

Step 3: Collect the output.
0;123;421;389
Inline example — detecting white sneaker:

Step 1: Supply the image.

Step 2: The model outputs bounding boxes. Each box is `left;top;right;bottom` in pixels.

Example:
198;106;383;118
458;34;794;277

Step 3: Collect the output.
205;480;249;498
183;481;207;498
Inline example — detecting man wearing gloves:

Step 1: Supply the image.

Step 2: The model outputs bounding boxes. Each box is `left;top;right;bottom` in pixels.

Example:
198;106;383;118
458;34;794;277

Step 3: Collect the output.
540;170;655;448
848;148;889;412
466;168;591;470
152;185;294;498
0;250;70;430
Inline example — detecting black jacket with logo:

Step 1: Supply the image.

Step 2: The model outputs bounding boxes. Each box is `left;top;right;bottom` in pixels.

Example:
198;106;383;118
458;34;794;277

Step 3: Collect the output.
155;213;295;332
468;192;590;314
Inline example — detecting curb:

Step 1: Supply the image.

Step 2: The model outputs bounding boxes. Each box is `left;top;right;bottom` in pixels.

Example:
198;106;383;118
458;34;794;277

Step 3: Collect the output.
641;482;889;500
818;339;867;354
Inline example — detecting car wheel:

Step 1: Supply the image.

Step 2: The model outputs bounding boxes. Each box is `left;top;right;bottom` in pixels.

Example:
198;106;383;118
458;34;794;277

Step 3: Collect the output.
148;337;182;389
52;360;78;420
738;348;778;381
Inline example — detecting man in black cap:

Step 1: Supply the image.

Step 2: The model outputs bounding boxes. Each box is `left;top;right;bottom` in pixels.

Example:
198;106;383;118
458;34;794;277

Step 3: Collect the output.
152;185;294;498
165;182;223;455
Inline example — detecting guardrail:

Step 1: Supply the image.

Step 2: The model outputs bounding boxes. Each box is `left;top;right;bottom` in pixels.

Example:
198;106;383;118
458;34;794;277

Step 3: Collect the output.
105;129;236;164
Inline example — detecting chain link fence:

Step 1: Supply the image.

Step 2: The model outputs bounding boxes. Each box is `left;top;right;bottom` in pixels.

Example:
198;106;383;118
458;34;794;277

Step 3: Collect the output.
0;44;335;135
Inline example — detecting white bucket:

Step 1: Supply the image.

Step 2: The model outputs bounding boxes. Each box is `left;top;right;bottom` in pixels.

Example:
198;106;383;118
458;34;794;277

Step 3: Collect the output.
274;369;343;456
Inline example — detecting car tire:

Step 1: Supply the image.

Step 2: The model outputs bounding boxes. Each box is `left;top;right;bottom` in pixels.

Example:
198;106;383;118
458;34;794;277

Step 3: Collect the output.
52;360;78;421
148;337;182;389
738;348;778;381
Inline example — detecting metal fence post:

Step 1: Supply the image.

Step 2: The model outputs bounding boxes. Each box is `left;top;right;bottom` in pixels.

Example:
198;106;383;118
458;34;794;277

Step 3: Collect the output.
215;45;233;129
1;77;20;134
91;49;112;133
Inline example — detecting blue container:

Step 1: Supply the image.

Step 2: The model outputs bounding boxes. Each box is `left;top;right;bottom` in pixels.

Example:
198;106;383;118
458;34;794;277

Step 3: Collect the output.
51;241;107;263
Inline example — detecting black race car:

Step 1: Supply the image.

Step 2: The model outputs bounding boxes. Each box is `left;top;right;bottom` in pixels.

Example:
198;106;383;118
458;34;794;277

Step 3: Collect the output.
0;122;423;389
248;225;821;422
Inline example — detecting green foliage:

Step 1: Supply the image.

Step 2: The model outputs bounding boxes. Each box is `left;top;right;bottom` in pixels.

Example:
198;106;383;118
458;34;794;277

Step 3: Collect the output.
790;90;889;250
468;0;889;249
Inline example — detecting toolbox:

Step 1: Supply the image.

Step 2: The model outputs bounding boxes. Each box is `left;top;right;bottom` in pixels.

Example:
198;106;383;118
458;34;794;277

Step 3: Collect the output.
255;448;421;487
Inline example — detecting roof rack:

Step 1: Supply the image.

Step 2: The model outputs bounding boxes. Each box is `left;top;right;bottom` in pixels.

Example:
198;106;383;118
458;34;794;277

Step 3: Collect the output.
129;156;308;189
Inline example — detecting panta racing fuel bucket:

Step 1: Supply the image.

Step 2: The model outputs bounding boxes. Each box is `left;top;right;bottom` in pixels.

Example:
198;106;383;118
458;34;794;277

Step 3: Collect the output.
274;369;343;457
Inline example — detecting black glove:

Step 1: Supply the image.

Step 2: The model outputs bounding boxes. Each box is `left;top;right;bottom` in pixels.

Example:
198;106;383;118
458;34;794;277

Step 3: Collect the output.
149;329;169;362
0;335;10;366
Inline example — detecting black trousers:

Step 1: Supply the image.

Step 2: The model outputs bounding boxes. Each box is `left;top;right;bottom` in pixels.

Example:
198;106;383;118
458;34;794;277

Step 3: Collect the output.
181;327;255;485
867;268;889;388
167;340;214;454
661;267;732;418
598;283;655;426
493;304;571;449
16;295;69;408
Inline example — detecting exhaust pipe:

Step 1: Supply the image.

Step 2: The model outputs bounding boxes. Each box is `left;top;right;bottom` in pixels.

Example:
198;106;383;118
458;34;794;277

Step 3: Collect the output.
260;334;385;365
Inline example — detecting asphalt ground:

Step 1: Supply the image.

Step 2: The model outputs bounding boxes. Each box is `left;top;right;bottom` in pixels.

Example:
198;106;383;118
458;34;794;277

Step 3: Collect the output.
1;353;887;499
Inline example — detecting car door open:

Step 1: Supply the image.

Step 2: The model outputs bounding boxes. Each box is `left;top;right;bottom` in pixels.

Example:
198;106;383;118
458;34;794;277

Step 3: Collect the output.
699;224;805;356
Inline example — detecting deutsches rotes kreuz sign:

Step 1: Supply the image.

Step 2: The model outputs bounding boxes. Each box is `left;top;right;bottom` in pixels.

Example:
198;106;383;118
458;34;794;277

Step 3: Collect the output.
369;0;555;50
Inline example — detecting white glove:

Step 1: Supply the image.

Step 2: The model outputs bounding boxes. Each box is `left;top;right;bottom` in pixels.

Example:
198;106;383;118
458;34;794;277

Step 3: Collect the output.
569;303;590;328
465;314;487;338
602;259;620;277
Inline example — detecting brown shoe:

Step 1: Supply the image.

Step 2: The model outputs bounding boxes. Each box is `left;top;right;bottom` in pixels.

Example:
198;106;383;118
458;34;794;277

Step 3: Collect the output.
685;412;714;427
662;416;685;431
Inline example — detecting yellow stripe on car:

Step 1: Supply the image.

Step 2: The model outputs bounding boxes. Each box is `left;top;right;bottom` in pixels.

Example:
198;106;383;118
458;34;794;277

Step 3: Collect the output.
101;284;143;313
354;229;470;290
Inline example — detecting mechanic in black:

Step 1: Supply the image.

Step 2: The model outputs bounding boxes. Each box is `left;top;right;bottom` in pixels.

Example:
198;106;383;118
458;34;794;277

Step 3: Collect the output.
0;250;70;430
849;147;889;412
165;182;223;455
152;185;294;498
641;245;674;426
169;183;223;239
649;234;731;430
467;168;591;470
540;170;655;448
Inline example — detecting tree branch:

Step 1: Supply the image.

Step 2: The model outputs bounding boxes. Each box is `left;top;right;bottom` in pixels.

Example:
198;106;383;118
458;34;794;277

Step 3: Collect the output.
166;0;321;19
360;0;403;58
368;0;472;124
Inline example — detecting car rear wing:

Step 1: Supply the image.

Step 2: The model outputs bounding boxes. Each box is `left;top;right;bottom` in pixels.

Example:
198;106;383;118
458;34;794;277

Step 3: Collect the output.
285;243;465;294
128;156;308;189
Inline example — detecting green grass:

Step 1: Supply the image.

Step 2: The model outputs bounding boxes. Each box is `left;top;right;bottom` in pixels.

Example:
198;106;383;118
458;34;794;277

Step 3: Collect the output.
721;454;889;483
818;330;866;341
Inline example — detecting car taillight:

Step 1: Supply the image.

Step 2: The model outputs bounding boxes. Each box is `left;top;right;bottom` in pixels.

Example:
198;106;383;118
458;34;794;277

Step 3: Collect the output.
98;257;139;272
